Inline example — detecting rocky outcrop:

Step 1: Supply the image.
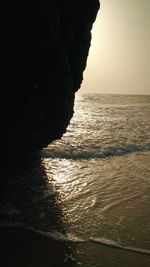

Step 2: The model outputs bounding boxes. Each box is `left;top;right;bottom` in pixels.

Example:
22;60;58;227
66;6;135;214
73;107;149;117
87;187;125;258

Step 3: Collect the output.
1;0;100;157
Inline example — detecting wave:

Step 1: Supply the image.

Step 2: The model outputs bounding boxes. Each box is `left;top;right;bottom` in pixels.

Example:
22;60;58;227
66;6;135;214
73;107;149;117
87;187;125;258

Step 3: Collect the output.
41;144;150;160
90;237;150;256
1;223;150;256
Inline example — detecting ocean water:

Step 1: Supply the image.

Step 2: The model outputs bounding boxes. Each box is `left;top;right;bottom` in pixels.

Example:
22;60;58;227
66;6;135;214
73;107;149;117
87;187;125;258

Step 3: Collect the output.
1;94;150;258
42;94;150;250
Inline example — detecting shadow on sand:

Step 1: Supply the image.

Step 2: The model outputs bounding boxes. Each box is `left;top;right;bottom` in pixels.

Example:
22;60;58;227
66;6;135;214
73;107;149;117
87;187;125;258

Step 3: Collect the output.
0;157;76;267
1;157;150;267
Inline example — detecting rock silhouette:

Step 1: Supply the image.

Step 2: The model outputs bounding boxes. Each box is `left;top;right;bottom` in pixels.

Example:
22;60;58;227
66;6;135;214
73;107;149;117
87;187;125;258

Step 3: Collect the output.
0;0;100;158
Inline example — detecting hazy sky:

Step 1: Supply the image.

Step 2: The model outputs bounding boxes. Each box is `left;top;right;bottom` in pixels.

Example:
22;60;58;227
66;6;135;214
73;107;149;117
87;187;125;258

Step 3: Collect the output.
80;0;150;95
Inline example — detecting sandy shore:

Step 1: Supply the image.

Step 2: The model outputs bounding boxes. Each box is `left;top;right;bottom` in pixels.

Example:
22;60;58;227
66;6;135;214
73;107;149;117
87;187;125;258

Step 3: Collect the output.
0;226;150;267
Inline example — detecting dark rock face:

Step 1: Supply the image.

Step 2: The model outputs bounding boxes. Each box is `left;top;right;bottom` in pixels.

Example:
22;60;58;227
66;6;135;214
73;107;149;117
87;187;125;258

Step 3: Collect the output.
1;0;100;157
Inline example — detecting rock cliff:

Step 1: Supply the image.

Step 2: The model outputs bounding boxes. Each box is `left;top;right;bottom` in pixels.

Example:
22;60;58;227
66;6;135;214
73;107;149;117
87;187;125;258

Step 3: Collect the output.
1;0;100;157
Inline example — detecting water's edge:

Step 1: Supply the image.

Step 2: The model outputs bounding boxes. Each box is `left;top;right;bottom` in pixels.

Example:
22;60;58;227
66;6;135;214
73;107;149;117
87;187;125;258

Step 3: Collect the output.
1;224;150;257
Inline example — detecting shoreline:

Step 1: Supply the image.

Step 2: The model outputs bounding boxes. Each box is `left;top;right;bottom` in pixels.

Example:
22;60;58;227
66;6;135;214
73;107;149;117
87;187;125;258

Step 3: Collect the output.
1;225;150;267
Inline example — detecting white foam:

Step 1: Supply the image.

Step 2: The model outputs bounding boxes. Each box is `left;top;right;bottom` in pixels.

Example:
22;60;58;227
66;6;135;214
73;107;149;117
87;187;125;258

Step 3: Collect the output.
90;237;150;256
41;144;150;160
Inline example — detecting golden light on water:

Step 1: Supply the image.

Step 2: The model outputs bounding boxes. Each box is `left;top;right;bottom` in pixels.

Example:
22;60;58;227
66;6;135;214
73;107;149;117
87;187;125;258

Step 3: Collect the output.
43;158;80;199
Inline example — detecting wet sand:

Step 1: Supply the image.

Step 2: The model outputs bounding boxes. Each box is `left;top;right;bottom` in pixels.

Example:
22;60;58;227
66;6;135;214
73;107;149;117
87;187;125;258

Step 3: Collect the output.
0;226;150;267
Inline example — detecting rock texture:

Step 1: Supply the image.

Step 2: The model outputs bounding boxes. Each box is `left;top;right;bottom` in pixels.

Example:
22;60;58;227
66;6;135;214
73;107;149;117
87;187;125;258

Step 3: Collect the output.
1;0;100;157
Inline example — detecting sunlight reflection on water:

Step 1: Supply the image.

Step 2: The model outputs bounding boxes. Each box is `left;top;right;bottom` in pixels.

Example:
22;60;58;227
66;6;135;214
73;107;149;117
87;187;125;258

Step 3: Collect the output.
41;94;150;250
42;151;150;250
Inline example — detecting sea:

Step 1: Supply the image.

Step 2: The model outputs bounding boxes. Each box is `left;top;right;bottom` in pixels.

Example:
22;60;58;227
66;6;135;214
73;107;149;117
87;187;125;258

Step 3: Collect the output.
1;94;150;265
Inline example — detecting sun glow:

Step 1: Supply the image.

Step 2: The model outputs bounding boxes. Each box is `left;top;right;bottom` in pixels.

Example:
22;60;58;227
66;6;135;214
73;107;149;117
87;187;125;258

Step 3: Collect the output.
80;0;150;95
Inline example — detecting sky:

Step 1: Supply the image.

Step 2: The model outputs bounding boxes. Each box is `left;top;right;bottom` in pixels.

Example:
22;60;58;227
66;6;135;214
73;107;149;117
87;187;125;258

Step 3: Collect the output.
80;0;150;95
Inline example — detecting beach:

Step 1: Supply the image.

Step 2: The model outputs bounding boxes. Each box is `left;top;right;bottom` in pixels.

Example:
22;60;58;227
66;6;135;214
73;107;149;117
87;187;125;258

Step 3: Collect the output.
1;225;150;267
1;94;150;266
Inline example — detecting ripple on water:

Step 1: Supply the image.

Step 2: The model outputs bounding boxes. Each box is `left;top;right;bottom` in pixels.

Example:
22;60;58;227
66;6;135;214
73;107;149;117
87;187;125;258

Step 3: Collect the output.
43;151;150;249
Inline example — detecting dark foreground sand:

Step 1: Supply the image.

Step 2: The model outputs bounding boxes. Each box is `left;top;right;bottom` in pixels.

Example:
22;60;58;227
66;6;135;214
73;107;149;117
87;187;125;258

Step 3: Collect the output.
0;226;150;267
